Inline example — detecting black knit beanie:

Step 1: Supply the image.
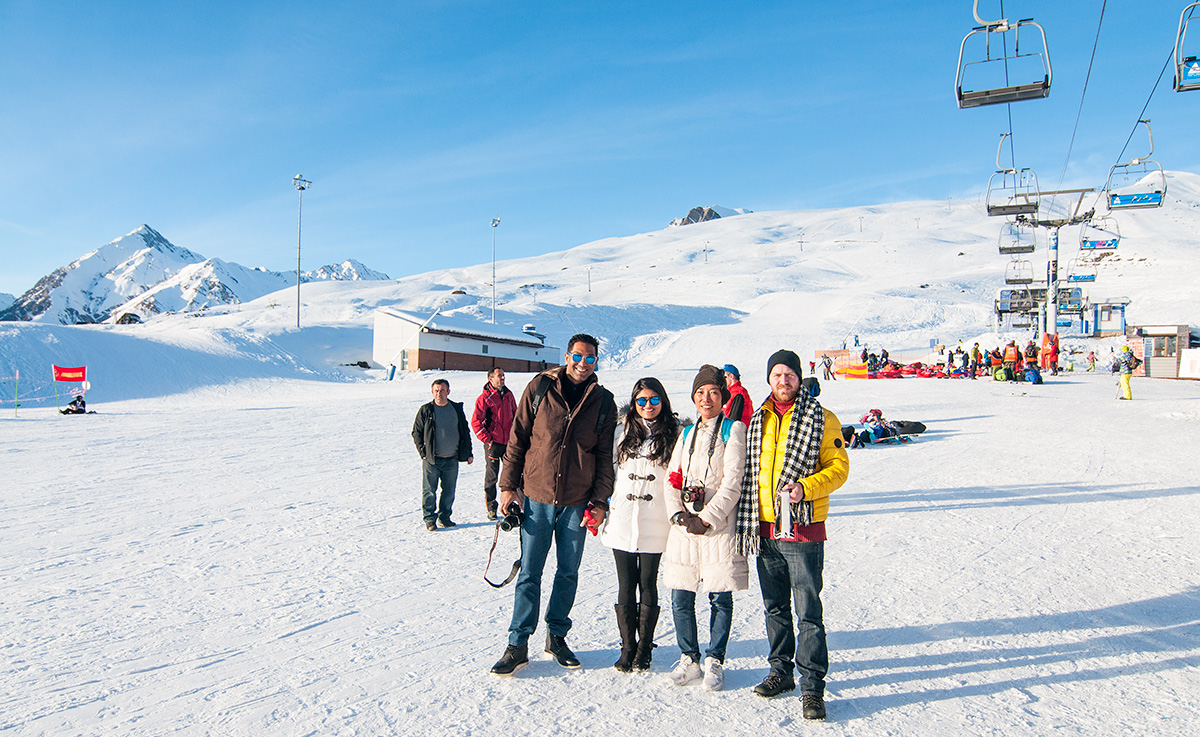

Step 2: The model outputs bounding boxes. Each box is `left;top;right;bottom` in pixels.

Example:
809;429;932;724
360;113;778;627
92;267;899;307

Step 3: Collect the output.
767;349;803;380
692;364;731;403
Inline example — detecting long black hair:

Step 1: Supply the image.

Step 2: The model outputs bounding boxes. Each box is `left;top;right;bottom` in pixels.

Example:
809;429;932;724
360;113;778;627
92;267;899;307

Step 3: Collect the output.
617;377;680;466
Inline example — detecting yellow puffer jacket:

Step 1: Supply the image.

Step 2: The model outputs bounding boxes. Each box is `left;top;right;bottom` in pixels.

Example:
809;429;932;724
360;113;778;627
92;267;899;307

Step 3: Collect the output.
758;404;849;524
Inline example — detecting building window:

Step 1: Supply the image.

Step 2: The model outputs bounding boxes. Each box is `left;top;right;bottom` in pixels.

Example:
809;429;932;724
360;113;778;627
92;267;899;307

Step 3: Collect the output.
1101;305;1112;322
482;344;489;354
1153;336;1176;357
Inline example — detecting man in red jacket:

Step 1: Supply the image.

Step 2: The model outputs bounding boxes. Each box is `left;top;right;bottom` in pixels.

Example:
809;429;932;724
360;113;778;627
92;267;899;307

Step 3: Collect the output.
722;364;754;427
472;368;518;521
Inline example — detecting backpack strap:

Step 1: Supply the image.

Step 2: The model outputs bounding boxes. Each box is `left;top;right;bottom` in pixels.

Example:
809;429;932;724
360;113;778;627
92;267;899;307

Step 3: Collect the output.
529;374;554;420
719;416;734;443
593;387;614;435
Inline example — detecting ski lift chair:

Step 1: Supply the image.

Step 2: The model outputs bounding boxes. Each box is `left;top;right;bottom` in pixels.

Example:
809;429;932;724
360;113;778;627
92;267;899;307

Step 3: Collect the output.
997;220;1039;254
986;133;1040;216
956;2;1052;108
1175;3;1200;92
1079;216;1120;250
1106;121;1167;210
1005;259;1034;284
1058;287;1085;311
1065;259;1096;283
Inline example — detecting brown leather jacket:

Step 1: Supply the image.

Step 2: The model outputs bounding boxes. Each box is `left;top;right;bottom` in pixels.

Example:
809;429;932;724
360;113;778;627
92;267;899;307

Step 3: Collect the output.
500;367;617;509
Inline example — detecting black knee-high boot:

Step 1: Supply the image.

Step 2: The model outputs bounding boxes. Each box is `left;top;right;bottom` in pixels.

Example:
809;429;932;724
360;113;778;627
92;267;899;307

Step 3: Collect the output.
613;604;638;672
633;603;659;670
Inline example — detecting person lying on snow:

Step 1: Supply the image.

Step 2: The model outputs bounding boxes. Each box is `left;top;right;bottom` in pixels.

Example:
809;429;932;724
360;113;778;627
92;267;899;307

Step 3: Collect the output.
841;409;926;448
60;395;87;415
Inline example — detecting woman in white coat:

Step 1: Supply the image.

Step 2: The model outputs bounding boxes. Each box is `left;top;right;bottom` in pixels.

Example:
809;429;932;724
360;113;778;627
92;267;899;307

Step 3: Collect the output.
599;377;680;672
662;365;748;692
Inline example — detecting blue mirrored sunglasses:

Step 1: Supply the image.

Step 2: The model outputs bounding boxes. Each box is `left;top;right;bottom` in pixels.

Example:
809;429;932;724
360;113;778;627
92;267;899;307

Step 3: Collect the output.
570;353;598;365
635;396;661;407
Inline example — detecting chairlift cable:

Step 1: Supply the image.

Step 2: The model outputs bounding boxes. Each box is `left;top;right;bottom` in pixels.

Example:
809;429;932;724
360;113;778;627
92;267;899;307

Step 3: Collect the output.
999;0;1019;170
1052;0;1108;209
1087;45;1173;214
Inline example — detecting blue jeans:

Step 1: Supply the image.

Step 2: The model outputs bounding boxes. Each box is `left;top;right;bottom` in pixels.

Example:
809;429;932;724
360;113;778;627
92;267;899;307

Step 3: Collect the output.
508;499;588;647
756;538;827;694
421;457;458;524
670;589;733;663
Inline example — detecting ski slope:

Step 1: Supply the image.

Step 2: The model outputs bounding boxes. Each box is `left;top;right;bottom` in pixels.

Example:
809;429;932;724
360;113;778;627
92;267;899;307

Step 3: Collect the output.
2;181;1199;734
2;366;1198;735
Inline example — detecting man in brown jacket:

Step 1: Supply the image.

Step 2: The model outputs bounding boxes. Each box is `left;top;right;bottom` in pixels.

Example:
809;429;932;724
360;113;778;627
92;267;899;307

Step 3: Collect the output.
490;333;618;676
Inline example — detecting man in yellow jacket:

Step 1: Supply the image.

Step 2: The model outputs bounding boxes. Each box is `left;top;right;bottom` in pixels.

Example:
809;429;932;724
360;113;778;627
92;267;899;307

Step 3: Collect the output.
734;349;849;721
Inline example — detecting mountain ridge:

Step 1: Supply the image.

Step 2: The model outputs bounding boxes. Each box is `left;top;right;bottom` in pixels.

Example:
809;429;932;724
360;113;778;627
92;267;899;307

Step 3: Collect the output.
0;225;391;325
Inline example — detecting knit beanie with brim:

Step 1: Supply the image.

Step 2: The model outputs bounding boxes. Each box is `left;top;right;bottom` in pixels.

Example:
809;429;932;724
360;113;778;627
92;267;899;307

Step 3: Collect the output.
767;349;804;380
692;364;731;403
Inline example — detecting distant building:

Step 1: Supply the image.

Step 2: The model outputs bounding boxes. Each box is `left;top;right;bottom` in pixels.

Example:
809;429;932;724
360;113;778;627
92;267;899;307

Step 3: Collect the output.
1126;324;1200;380
372;308;557;373
1085;298;1130;337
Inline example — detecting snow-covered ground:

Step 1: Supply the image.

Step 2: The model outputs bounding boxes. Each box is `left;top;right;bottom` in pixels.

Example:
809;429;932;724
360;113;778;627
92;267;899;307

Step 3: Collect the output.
2;365;1198;736
2;179;1199;734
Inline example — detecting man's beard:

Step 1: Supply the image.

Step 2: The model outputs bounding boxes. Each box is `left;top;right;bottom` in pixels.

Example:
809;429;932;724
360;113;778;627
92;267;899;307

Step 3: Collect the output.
772;386;799;403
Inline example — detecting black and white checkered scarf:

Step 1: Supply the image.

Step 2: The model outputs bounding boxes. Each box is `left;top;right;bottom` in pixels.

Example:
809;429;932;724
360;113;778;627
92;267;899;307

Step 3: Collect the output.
734;391;825;557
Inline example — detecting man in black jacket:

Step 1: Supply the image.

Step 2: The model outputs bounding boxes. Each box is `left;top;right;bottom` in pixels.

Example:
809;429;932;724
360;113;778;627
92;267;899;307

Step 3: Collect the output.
412;379;473;531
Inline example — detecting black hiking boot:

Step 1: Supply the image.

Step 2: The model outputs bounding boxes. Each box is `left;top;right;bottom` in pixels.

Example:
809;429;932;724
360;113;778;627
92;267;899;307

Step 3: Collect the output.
545;633;581;669
753;673;796;698
490;644;528;676
802;692;826;720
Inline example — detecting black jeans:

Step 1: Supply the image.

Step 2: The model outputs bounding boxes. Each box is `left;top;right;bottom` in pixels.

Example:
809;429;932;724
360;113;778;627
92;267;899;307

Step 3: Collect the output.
612;549;661;607
483;443;505;513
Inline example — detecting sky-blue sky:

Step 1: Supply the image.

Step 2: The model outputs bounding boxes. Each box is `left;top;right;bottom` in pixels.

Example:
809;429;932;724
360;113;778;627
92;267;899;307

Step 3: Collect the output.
1;1;1197;296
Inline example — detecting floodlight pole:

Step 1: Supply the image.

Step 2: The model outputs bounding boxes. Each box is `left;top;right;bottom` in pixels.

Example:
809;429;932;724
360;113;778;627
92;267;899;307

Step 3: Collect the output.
490;217;501;324
293;175;312;329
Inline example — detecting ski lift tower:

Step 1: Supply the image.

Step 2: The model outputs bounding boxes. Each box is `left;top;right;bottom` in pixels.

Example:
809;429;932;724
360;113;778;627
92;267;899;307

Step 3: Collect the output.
1015;188;1094;336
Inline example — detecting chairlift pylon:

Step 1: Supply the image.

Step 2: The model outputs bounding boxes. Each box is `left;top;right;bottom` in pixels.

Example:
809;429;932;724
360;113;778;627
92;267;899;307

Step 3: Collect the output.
1175;2;1200;92
987;133;1040;216
1079;215;1121;250
1106;120;1167;210
956;1;1052;108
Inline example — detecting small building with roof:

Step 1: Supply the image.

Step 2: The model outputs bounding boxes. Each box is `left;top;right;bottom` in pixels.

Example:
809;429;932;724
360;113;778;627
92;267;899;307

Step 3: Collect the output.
372;307;557;373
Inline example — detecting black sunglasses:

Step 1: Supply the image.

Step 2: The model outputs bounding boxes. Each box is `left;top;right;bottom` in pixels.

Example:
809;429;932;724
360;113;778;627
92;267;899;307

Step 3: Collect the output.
569;353;598;365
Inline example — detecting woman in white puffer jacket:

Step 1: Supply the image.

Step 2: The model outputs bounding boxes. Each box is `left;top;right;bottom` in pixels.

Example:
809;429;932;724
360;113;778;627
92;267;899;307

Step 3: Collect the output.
599;377;680;673
661;365;748;692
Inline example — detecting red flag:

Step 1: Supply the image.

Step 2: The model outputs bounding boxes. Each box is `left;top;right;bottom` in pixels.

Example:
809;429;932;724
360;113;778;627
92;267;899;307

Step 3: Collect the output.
53;365;86;382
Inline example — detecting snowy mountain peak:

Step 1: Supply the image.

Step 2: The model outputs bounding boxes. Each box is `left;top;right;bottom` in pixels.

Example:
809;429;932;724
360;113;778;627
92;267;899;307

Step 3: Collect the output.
304;259;390;282
669;205;753;227
0;225;208;324
0;226;391;325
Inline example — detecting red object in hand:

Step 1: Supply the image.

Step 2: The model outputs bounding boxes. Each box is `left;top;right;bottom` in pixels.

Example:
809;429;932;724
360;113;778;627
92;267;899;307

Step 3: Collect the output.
668;470;683;490
583;506;601;536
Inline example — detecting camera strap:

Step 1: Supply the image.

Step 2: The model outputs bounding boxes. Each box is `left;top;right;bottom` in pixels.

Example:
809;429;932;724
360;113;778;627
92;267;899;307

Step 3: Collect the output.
683;412;724;489
484;523;523;589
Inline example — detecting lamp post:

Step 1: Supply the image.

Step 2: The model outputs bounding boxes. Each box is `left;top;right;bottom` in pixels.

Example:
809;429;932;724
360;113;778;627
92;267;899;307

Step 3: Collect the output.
490;217;501;323
293;174;312;329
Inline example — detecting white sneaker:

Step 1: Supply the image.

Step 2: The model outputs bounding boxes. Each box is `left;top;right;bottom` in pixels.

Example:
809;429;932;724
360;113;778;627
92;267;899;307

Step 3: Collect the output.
665;656;702;686
702;656;724;691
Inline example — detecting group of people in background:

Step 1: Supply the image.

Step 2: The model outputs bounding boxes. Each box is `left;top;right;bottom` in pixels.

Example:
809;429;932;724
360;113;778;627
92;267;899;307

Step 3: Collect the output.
411;334;849;721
